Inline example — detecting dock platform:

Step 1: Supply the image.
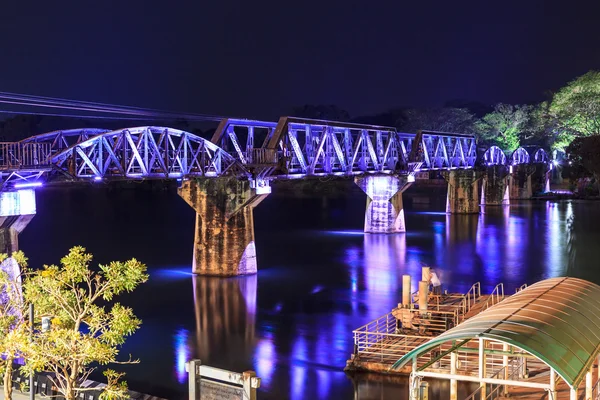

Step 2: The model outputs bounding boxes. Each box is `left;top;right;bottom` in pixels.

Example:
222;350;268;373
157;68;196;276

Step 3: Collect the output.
345;281;505;374
354;277;600;400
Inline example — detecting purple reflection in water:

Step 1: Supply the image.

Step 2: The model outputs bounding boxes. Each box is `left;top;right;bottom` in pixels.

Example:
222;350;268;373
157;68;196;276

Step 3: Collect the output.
255;332;275;388
173;328;190;384
290;335;307;400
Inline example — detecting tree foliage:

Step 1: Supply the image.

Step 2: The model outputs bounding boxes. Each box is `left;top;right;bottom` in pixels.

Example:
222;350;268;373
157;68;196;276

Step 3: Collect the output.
22;247;148;400
397;108;476;134
550;71;600;151
566;135;600;193
0;252;29;400
474;103;530;153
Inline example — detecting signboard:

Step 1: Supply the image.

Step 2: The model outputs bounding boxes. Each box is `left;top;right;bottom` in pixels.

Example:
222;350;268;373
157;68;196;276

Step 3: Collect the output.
199;379;243;400
187;360;260;400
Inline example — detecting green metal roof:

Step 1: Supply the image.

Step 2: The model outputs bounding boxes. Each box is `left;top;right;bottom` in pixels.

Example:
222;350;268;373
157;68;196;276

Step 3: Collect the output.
392;277;600;389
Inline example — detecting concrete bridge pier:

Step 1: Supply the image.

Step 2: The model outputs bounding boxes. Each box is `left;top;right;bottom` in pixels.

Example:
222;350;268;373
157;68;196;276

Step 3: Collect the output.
354;174;412;233
0;189;36;255
445;170;480;214
178;178;270;276
508;164;533;199
481;165;510;206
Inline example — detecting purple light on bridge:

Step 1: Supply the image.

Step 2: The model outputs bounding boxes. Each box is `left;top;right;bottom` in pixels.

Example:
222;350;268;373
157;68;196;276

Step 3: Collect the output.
93;176;102;181
14;182;42;189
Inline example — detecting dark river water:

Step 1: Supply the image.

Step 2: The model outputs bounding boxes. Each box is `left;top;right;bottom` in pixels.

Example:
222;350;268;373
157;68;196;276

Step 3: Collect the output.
18;184;600;399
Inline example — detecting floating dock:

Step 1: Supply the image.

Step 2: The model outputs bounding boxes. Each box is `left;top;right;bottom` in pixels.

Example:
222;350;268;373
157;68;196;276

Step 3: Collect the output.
345;270;505;375
346;273;600;400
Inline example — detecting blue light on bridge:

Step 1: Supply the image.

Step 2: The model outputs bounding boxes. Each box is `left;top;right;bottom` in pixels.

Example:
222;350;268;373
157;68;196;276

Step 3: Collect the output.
14;182;42;189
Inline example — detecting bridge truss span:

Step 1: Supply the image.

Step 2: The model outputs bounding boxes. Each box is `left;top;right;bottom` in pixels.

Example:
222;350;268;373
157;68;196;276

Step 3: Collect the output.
212;117;478;178
50;126;248;181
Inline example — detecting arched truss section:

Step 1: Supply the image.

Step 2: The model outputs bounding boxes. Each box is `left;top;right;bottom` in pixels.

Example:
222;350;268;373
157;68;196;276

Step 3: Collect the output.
212;117;477;176
0;128;109;172
511;147;530;165
482;145;507;165
533;148;549;163
20;128;110;157
50;126;248;180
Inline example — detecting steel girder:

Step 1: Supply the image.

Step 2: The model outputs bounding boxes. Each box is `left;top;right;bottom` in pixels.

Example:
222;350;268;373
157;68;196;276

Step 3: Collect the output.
0;120;553;188
49;126;248;180
213;117;478;178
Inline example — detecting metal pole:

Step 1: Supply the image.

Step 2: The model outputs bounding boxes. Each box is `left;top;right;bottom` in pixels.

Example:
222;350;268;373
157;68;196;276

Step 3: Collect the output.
29;303;34;400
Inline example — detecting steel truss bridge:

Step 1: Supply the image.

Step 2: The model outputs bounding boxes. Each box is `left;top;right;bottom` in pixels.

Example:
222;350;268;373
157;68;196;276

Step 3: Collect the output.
0;116;549;190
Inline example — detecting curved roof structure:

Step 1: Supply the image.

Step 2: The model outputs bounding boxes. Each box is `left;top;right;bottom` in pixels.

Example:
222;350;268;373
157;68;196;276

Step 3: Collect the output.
392;277;600;389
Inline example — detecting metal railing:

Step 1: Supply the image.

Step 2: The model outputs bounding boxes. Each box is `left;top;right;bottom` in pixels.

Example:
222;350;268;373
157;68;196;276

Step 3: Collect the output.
460;282;482;315
516;283;528;293
482;283;504;311
351;282;489;366
245;148;278;165
0;142;52;169
462;357;524;400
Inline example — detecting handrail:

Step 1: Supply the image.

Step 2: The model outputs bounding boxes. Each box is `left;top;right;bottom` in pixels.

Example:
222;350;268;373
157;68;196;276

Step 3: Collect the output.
460;282;481;315
485;358;524;399
482;283;504;311
516;283;528;293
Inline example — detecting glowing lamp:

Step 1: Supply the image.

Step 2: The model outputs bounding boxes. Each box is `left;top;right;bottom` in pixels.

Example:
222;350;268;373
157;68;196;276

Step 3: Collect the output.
14;182;43;189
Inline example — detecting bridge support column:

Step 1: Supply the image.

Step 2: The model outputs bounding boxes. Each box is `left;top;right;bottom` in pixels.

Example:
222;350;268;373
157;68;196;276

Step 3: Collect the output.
446;170;480;214
508;164;533;199
354;174;412;233
178;178;269;276
0;189;36;255
481;165;510;206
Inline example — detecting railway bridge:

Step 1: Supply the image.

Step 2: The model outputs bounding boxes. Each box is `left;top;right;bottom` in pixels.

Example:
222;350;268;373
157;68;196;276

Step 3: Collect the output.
0;117;550;275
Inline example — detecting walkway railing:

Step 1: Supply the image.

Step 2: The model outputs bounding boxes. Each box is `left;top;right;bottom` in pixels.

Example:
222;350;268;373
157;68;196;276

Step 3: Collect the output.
460;282;482;315
0;142;52;169
516;283;528;293
482;283;504;311
351;284;484;365
352;311;432;363
462;357;524;400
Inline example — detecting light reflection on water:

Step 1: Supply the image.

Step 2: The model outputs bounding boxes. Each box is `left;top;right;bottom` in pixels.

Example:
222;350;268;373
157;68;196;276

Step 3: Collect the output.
26;187;600;399
172;200;594;399
183;204;596;399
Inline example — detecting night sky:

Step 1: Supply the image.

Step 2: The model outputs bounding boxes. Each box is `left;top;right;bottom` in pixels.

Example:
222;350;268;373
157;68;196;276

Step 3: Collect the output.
1;1;599;120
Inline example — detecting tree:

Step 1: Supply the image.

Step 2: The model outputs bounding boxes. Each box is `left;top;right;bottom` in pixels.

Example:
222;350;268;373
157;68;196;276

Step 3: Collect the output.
520;102;556;148
22;247;148;400
550;71;600;151
566;135;600;193
474;103;530;153
0;252;29;400
397;108;476;134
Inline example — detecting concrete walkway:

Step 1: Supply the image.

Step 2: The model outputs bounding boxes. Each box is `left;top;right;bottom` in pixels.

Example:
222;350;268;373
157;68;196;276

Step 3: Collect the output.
0;391;35;399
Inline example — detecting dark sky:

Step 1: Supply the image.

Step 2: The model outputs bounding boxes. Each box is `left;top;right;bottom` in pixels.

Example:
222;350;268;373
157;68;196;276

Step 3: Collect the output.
1;1;599;120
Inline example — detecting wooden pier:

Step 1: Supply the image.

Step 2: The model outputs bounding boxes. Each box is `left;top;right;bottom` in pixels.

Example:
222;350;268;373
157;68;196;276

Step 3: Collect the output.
345;281;505;375
354;277;600;400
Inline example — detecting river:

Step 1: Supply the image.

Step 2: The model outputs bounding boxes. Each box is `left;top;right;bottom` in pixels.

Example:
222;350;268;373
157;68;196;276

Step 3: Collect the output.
19;184;600;399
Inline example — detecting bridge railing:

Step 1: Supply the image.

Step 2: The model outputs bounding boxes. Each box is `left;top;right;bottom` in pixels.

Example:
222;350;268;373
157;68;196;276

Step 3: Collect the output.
0;142;52;169
245;148;278;165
